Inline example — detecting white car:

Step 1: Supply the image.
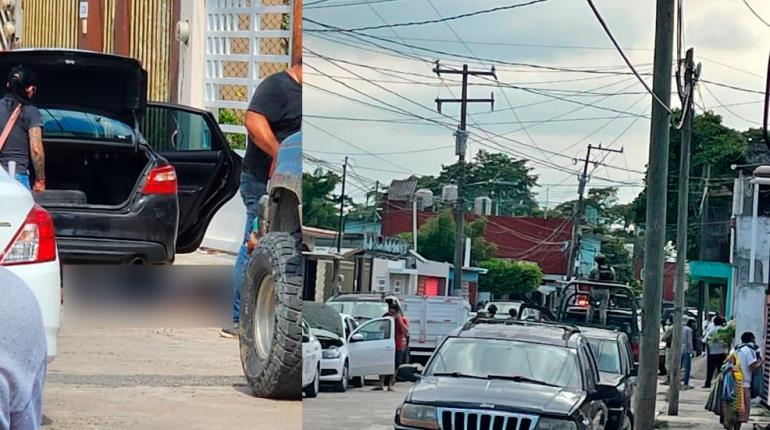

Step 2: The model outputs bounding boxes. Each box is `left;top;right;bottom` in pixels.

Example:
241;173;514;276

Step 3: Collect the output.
302;319;322;398
305;301;396;392
0;168;61;359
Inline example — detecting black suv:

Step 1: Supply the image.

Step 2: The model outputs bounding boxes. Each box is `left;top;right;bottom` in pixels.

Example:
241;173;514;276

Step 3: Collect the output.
394;319;613;430
581;327;637;430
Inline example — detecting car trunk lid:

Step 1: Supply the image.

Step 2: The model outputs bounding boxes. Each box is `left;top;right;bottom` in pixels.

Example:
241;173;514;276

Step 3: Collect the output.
0;49;147;126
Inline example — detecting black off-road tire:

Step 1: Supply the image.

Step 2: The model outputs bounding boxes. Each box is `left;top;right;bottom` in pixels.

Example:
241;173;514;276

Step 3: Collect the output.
239;232;302;399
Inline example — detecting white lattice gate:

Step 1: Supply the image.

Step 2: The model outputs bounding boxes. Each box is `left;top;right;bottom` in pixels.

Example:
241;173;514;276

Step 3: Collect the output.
204;0;293;146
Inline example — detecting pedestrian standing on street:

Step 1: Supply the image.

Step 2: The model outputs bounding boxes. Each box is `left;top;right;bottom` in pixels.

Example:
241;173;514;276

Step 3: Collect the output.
220;60;302;339
703;315;728;388
0;66;45;191
375;303;409;391
729;332;763;429
0;269;47;430
681;318;695;390
662;317;674;384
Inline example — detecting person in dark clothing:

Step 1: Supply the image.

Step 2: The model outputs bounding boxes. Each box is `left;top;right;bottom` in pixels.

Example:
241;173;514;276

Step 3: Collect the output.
508;308;518;319
0;66;45;191
589;254;615;281
0;269;47;430
703;315;728;388
220;60;302;338
487;304;498;318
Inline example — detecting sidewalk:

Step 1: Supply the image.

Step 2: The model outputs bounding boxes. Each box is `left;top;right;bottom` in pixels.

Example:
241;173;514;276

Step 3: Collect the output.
654;375;770;429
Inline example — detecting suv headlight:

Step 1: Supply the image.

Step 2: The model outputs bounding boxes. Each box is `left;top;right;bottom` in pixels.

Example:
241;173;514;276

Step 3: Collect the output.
323;346;341;359
536;417;578;430
398;403;438;429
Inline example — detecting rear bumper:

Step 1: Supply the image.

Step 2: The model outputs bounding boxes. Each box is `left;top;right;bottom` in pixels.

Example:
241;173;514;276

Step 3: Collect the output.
5;258;61;358
48;195;178;264
57;238;170;264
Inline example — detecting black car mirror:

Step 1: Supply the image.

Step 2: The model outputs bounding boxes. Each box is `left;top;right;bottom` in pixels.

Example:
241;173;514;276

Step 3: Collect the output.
397;364;422;383
589;383;617;401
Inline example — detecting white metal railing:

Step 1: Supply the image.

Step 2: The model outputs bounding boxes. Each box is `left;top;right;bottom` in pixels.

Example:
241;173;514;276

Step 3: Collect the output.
204;0;293;139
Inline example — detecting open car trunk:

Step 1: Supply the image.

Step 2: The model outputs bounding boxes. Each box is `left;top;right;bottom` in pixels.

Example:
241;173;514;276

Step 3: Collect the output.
38;141;151;207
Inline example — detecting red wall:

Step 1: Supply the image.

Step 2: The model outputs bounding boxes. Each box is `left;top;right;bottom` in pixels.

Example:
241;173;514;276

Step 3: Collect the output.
383;204;573;275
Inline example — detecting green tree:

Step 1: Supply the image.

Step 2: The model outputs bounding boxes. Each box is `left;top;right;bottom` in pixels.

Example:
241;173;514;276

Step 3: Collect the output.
478;259;543;298
416;151;539;216
630;110;746;259
401;209;496;265
302;169;342;230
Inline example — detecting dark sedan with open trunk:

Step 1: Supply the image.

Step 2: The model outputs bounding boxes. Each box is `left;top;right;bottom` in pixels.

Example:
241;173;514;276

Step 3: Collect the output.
0;49;239;264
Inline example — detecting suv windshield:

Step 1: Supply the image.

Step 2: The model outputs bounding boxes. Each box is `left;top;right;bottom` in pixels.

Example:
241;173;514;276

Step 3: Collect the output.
41;109;134;142
425;337;581;389
587;338;621;374
327;301;386;320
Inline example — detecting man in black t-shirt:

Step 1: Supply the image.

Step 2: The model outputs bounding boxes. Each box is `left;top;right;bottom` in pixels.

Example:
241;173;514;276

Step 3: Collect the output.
0;66;45;191
221;61;302;338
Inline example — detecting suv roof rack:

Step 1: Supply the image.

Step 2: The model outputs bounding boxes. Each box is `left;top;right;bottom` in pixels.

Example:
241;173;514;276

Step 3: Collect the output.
466;317;582;336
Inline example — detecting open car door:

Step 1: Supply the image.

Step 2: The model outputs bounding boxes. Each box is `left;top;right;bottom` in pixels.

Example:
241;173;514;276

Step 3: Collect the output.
140;103;240;253
347;316;395;378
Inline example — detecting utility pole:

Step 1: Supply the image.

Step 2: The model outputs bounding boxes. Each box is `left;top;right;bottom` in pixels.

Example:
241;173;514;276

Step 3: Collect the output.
337;156;348;253
433;61;496;294
635;1;675;428
371;180;379;231
668;47;698;416
567;144;622;278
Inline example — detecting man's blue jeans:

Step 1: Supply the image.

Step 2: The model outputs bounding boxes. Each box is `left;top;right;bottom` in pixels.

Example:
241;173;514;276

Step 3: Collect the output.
681;352;692;386
15;172;30;189
232;170;267;324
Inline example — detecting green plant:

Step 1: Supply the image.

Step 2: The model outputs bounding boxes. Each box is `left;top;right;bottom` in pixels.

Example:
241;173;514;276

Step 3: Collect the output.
478;259;542;298
711;322;736;346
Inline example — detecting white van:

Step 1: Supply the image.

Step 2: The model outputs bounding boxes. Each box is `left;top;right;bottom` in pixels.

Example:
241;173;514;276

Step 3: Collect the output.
402;295;471;361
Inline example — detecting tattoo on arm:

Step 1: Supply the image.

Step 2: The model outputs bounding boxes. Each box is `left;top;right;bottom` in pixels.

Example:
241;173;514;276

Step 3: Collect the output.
29;127;44;180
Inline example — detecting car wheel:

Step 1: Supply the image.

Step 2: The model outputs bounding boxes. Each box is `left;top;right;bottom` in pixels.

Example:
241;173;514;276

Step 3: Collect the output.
239;232;302;400
334;362;349;392
350;375;365;388
304;365;320;398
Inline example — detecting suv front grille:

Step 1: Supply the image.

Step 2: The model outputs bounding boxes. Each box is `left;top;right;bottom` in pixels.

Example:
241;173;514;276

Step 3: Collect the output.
437;408;537;430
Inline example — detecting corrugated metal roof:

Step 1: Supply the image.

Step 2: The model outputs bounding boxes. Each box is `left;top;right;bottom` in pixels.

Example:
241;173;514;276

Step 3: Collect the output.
387;177;418;201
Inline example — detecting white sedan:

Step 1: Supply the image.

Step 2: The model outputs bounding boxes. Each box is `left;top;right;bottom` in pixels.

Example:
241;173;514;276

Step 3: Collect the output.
305;302;396;392
0;168;61;359
302;319;322;398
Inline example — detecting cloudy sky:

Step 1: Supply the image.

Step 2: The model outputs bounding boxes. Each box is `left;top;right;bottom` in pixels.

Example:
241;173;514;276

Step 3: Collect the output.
303;0;769;208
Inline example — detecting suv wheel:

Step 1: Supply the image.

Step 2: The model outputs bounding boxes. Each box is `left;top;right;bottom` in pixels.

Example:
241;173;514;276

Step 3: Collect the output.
239;232;302;399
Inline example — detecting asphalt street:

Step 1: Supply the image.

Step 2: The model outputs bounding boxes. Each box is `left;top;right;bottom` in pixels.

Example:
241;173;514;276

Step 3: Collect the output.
303;381;408;430
42;251;301;430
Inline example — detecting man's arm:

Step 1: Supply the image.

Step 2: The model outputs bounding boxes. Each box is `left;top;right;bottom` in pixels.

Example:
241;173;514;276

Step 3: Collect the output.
29;127;44;190
245;111;279;158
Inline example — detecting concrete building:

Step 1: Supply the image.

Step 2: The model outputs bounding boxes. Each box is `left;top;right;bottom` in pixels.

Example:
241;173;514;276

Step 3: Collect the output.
731;166;770;352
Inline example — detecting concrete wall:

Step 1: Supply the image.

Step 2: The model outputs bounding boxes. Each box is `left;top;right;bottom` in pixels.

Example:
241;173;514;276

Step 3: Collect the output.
177;0;205;109
733;214;770;348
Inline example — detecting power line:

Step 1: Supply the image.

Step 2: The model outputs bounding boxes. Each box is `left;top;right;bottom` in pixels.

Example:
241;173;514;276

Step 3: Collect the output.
305;145;452;156
585;0;672;115
306;0;404;9
741;0;770;27
307;0;549;32
701;82;761;124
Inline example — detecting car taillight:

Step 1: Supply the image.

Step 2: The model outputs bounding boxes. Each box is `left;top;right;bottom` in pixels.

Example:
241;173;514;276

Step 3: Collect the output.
1;204;56;265
577;296;590;306
142;165;177;195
